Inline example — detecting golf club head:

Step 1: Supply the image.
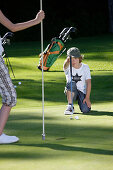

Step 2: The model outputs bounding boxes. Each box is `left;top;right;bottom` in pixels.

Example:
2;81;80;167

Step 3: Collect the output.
61;27;76;42
2;32;14;46
5;32;14;38
2;32;14;41
59;27;69;39
70;27;76;32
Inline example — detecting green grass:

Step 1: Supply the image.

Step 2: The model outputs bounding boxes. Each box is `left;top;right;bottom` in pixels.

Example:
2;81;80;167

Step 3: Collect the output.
0;34;113;170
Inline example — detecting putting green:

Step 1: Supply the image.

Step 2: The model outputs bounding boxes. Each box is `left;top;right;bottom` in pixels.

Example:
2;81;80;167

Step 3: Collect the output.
0;35;113;170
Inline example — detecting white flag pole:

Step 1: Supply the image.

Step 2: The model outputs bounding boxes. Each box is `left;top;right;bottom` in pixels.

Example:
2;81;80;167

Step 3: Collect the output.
40;0;45;140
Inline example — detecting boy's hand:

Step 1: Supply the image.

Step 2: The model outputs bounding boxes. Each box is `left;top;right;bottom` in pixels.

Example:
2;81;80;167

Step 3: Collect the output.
83;97;91;108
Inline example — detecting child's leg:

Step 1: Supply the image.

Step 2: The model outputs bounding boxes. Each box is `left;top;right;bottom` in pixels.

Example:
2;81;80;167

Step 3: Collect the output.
78;90;91;113
67;90;75;104
65;82;77;104
64;82;77;115
0;105;12;135
0;56;17;134
0;57;19;144
64;90;75;115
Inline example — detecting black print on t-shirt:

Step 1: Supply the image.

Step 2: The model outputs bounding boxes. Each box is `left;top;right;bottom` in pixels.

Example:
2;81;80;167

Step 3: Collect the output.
72;73;82;83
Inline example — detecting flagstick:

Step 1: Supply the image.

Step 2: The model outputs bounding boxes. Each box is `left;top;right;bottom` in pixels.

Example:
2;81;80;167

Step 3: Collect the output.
40;0;45;140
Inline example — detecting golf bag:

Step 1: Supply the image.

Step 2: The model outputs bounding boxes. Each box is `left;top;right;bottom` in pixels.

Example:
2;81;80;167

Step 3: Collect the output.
38;27;76;71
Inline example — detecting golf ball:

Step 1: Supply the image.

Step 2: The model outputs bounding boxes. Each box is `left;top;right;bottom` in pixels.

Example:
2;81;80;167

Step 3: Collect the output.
18;82;21;85
14;85;17;88
70;116;73;119
75;115;79;120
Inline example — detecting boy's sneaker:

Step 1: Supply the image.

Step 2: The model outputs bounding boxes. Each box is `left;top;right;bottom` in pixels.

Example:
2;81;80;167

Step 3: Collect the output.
64;105;75;115
0;133;19;144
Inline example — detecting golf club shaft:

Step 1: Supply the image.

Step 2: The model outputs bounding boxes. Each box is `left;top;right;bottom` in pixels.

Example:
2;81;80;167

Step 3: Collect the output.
70;56;73;113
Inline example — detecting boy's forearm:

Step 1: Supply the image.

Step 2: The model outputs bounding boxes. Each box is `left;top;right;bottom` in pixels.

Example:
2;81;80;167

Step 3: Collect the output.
86;79;91;99
63;59;69;70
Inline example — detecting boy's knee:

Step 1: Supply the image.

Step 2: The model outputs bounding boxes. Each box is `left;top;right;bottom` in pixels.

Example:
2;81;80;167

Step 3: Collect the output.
66;82;77;92
81;106;91;113
80;103;91;113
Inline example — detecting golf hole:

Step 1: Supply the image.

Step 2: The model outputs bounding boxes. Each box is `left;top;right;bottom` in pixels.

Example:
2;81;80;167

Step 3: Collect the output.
56;137;66;140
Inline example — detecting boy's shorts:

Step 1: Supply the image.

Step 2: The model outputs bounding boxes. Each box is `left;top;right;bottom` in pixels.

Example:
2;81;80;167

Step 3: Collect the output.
65;82;91;113
0;56;17;107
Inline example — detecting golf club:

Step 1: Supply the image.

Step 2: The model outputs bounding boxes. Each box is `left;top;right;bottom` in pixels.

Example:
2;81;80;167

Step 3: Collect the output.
70;56;74;119
2;32;15;78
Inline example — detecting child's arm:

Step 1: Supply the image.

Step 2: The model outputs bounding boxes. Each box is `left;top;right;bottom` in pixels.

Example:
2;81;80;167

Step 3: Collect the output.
63;57;70;70
83;79;91;108
0;10;45;32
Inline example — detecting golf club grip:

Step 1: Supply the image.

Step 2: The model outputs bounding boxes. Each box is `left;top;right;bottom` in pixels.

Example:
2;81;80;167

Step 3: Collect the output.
70;56;72;77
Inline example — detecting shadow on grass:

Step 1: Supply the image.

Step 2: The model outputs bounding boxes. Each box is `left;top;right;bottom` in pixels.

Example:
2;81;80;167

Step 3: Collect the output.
0;151;45;159
0;143;113;160
15;143;113;156
84;110;113;116
0;142;113;160
8;114;54;121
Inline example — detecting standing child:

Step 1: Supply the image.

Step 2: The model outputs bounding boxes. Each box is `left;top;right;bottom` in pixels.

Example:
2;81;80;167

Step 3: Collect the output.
63;47;91;115
0;8;45;144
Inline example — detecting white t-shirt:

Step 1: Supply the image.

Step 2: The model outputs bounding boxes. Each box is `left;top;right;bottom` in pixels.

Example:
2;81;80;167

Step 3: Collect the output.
64;63;91;94
0;36;4;55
